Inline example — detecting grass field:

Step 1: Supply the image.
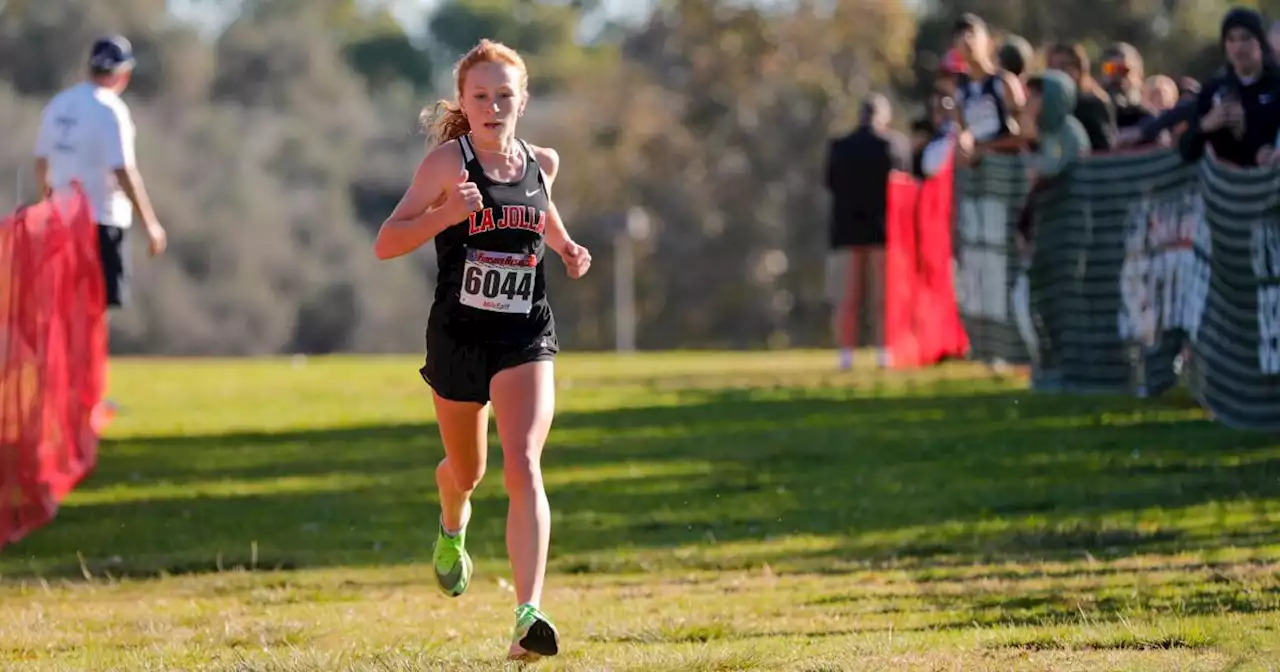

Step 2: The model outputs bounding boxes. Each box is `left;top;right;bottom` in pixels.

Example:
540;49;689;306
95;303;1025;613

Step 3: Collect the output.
1;351;1278;671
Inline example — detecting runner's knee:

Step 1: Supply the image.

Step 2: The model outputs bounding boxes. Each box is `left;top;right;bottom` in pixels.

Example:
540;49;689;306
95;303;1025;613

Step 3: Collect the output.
440;457;485;493
503;451;543;494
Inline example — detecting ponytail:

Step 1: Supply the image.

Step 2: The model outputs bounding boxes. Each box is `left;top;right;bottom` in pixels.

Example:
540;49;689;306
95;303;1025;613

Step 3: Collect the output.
422;99;470;146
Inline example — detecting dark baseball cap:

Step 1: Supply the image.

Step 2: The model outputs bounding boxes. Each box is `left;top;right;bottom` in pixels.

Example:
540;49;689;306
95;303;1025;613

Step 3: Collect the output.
88;35;135;73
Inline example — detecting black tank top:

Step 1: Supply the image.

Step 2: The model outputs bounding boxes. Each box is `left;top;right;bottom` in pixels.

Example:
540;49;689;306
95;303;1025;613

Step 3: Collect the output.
428;135;554;345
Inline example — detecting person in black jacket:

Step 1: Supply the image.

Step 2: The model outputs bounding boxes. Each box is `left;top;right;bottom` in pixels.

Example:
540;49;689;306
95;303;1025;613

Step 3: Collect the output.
1046;42;1117;152
823;94;911;370
1179;7;1280;167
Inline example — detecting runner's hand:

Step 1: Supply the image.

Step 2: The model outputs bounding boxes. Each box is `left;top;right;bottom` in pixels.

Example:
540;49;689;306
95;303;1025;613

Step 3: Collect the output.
560;240;591;279
444;168;483;222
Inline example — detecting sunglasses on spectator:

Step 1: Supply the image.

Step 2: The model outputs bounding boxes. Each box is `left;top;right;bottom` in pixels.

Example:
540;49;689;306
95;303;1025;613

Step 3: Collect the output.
1102;61;1128;77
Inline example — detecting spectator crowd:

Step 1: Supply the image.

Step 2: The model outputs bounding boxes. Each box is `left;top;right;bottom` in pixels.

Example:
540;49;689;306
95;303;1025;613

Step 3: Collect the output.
823;6;1280;369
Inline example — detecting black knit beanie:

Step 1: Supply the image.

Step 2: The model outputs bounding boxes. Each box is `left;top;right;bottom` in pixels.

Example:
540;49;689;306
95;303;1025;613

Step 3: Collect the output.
1222;7;1268;50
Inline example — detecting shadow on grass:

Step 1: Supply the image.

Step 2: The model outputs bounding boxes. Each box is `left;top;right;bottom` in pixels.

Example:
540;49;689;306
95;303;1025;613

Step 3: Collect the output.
2;383;1277;581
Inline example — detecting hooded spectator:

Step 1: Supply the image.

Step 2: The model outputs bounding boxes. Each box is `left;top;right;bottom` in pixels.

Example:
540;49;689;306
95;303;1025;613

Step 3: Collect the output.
1024;70;1092;185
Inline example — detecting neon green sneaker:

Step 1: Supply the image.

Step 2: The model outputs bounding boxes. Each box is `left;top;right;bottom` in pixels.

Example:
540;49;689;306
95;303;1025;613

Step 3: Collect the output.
508;603;559;661
431;521;472;598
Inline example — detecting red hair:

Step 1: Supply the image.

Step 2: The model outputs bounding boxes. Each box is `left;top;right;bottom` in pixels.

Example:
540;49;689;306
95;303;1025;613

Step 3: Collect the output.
423;39;529;146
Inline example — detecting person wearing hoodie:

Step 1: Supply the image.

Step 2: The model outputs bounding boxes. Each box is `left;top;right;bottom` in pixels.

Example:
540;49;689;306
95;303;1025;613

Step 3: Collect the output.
1179;7;1280;167
1017;69;1092;250
1014;70;1092;391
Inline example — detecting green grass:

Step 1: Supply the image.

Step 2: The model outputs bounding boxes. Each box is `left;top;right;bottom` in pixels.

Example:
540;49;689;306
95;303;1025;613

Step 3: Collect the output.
1;350;1278;671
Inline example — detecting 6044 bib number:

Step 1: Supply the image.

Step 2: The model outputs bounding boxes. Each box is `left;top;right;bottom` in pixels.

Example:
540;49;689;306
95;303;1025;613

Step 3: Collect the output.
460;249;536;314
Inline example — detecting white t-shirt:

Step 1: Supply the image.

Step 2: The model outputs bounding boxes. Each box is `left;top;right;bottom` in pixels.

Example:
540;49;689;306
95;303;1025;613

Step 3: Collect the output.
34;82;137;228
920;136;953;177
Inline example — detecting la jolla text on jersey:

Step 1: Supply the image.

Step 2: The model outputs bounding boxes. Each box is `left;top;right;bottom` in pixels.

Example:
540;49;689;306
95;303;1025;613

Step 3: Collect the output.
431;136;556;343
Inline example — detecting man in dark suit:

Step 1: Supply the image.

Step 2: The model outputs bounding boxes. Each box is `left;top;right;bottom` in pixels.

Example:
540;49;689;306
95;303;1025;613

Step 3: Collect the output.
824;93;911;370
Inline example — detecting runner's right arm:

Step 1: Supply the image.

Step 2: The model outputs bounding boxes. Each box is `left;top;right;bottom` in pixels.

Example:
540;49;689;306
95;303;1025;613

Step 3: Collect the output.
375;140;481;260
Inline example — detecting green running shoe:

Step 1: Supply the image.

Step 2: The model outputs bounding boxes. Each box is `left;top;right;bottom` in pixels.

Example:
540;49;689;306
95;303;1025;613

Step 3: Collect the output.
508;603;559;661
431;521;472;598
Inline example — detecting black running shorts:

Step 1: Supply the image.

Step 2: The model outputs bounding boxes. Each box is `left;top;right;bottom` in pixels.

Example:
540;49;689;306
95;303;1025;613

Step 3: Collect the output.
97;224;130;308
420;327;558;404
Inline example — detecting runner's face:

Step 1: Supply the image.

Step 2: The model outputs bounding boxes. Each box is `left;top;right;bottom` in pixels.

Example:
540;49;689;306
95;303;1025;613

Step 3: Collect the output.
462;61;526;144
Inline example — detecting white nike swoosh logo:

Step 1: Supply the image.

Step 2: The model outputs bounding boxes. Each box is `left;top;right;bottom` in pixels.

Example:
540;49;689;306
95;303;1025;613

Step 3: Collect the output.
526;189;541;197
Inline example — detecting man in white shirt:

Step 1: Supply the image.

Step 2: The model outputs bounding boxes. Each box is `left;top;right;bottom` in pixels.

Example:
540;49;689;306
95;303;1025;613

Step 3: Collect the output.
34;35;166;310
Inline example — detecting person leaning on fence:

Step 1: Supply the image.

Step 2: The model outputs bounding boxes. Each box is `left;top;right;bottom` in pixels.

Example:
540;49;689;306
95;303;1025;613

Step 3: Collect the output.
1014;69;1091;389
948;13;1027;163
823;94;910;370
1015;69;1092;256
33;35;167;311
1119;77;1201;148
1179;7;1280;167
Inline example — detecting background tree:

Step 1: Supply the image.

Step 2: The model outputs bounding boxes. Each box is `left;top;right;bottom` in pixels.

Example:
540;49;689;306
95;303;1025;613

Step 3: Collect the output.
0;0;1240;355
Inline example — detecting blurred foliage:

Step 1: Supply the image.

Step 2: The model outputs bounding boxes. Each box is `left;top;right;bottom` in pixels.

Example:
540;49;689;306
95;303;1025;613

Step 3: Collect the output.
0;0;1247;354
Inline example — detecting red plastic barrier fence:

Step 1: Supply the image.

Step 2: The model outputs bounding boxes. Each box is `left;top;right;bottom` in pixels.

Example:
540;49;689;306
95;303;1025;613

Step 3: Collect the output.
885;150;970;368
0;186;107;550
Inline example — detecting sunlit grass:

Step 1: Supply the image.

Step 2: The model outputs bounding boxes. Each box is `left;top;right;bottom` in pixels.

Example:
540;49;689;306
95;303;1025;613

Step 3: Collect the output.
0;351;1277;670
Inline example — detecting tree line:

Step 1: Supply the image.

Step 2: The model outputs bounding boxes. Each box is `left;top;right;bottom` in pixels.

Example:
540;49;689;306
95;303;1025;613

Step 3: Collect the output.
0;0;1247;355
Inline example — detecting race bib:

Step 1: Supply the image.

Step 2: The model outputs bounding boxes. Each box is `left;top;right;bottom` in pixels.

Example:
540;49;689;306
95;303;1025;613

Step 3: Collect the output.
459;248;536;314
